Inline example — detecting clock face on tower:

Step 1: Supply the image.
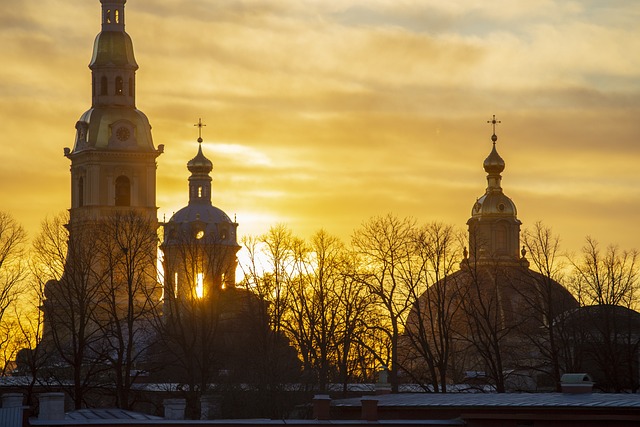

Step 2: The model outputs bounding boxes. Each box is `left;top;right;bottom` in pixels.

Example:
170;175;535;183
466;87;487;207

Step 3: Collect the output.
116;126;131;141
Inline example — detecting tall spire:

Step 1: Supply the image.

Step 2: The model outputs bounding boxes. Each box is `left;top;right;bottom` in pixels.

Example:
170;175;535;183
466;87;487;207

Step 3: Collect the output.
90;0;138;108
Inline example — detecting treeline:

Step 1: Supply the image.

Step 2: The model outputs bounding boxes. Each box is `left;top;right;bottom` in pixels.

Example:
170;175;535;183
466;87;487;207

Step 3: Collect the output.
0;210;639;415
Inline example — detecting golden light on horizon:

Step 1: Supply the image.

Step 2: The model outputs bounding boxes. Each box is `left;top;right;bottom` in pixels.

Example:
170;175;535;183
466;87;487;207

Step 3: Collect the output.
1;0;640;255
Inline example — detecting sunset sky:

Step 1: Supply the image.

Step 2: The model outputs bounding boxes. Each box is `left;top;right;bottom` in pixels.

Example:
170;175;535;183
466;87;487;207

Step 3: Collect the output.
1;0;639;255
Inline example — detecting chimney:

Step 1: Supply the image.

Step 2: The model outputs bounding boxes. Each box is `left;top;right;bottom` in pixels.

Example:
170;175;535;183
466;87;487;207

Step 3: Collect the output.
361;396;379;421
2;393;23;408
375;366;391;395
312;394;331;420
200;395;221;420
38;393;65;421
560;373;593;394
163;398;186;420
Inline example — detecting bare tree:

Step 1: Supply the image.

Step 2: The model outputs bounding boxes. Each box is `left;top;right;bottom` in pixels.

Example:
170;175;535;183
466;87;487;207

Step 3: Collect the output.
15;252;51;406
333;251;376;393
351;214;420;392
94;211;161;409
402;222;462;392
570;237;639;308
566;237;640;391
0;212;27;372
36;212;109;409
519;222;578;391
159;220;240;416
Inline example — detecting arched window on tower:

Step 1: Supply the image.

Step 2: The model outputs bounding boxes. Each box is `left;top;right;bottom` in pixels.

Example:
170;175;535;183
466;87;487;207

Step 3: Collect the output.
115;9;120;24
128;77;133;96
78;177;84;207
101;76;108;95
115;77;123;95
115;175;130;206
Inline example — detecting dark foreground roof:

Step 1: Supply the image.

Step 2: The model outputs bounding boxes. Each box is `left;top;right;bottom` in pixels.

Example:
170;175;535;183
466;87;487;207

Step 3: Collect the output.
333;392;640;409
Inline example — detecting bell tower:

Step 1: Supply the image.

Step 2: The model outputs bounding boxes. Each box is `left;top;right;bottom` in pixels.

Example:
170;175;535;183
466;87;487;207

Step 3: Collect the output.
466;116;524;266
64;0;163;230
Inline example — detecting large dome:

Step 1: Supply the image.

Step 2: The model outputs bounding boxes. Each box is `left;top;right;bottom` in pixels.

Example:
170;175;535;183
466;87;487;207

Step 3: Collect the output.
165;203;236;246
73;107;155;152
408;264;578;334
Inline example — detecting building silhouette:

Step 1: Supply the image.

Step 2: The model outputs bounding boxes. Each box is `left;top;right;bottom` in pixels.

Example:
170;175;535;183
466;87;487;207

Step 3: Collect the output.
402;124;579;391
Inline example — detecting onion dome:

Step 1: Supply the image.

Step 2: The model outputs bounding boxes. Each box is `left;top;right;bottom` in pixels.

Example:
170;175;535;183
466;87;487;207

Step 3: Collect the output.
187;140;213;175
483;138;505;175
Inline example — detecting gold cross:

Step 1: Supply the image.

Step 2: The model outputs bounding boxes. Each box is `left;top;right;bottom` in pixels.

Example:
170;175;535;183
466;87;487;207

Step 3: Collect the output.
194;118;206;142
487;114;501;135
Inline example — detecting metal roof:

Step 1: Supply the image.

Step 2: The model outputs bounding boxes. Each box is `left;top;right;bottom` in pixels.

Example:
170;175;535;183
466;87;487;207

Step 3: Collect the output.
332;393;640;409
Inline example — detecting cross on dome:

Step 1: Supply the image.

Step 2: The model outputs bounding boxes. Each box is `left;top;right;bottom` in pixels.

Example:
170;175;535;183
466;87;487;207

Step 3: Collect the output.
487;114;501;143
194;117;207;143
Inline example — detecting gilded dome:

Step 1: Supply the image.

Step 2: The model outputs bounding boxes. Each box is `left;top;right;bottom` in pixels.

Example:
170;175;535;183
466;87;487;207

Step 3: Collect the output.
483;142;505;175
187;143;213;175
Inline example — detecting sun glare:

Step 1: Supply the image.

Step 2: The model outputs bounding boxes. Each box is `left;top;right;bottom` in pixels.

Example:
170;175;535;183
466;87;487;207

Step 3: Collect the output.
195;272;204;299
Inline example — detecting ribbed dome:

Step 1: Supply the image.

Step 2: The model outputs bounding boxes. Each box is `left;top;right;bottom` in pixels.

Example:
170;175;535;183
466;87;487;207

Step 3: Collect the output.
187;144;213;174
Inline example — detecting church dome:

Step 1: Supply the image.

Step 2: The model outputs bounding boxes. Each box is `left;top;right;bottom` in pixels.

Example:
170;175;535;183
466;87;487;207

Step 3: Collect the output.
483;141;505;175
73;107;155;152
165;203;236;246
472;191;517;218
187;143;213;174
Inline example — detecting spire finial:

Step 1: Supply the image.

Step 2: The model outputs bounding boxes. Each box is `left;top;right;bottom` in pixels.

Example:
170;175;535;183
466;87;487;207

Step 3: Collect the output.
194;118;206;143
487;114;501;144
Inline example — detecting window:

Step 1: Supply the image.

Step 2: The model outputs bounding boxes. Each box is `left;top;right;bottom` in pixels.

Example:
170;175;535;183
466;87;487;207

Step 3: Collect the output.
174;272;178;298
195;273;204;299
115;76;123;95
198;186;202;198
105;9;111;24
78;177;84;207
115;9;120;24
128;77;133;96
115;175;130;206
100;76;108;95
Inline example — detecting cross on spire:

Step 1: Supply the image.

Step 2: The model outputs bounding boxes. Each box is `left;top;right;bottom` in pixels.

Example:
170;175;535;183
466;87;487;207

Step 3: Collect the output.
194;118;206;143
487;114;501;143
